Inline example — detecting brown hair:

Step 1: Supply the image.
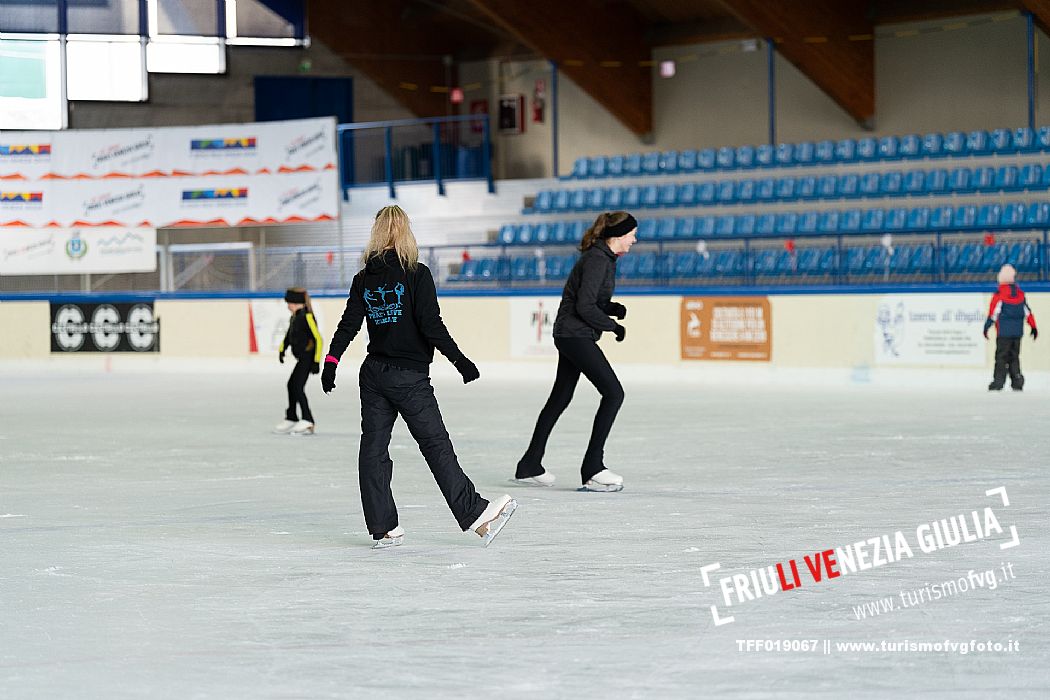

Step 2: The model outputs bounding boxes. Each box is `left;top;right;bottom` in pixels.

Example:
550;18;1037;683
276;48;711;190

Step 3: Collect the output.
580;211;632;251
287;287;314;315
364;205;419;271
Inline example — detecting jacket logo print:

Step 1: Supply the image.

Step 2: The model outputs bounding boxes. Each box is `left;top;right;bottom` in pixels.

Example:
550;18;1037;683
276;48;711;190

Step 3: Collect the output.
364;283;405;325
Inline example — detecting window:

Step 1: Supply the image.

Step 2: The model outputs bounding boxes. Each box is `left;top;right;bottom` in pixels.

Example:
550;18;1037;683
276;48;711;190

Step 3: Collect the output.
146;36;225;74
68;0;141;35
0;37;66;129
0;1;60;34
66;35;146;102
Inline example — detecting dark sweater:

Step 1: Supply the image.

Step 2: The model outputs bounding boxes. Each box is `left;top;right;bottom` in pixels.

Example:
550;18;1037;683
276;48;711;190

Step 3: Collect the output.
553;239;620;340
280;308;323;362
327;250;465;372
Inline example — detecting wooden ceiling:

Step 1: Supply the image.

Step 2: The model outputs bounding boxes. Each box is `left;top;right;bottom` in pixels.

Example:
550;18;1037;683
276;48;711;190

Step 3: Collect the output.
310;0;1038;136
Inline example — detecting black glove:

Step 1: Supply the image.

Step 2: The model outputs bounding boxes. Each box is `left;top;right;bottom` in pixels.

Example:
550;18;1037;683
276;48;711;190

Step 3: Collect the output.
454;356;480;384
983;318;993;339
613;323;626;342
310;362;320;375
1032;327;1039;340
321;361;338;393
278;350;285;364
607;302;627;320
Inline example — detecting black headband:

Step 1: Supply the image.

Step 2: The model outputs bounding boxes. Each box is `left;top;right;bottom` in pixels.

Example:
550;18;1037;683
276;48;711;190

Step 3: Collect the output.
602;214;637;238
284;290;306;304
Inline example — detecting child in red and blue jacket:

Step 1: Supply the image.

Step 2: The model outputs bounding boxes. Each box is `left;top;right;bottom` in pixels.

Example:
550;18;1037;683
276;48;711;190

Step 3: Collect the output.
983;264;1037;391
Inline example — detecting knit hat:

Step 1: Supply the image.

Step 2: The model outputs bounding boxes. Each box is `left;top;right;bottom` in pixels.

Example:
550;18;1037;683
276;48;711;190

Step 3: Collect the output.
284;289;306;304
997;264;1016;285
601;213;638;238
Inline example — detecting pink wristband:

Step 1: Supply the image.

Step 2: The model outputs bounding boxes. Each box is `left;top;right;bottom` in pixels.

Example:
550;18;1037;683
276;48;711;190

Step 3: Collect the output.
325;355;339;365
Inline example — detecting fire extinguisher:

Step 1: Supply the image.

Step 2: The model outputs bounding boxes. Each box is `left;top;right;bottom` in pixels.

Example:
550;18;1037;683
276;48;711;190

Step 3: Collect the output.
532;79;546;123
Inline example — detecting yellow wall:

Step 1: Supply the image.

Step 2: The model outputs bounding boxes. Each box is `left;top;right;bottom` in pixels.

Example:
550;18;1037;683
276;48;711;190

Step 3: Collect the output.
0;302;50;357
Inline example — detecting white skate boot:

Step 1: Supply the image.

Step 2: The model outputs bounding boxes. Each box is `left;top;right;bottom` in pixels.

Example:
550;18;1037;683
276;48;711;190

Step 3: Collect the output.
372;526;405;550
290;420;315;435
470;495;518;547
273;419;297;434
580;469;624;492
511;471;556;487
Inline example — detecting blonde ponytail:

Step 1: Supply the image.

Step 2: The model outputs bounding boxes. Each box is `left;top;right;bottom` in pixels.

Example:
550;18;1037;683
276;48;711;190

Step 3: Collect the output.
364;205;419;271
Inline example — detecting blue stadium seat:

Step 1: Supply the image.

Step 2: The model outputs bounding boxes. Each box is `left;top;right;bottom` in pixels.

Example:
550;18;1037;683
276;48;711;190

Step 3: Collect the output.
794;142;815;165
589;156;608;178
586;188;604;211
903;171;925;195
837;173;859;198
736;214;756;236
948;167;971;193
637;218;657;241
533;222;552;244
753;250;779;276
672;252;697;277
817;248;837;273
1038;126;1050;150
715;215;736;237
1012;128;1036;152
840;209;862;233
775;212;798;235
972;167;995;192
925;169;948;194
607;155;624;177
604;186;623;210
911;245;934;274
1000;202;1025;227
451;259;479;281
921;133;944;158
899;134;920;158
716;146;735;169
775;177;796;200
697;182;716;205
736;179;757;204
497;224;517;245
943;131;966;157
553;190;571;212
879;171;903;196
796;248;821;275
815;140;836;164
655;218;676;240
994;165;1019;191
534;190;553;212
715;250;745;276
889;245;915;273
756;213;776;235
977;204;1001;228
642;151;660;175
862;209;885;232
989;128;1011;153
569;158;588;179
907;207;930;231
511;256;539;281
624;153;642;176
658;183;677;207
798;176;817;199
859;172;879;197
570;189;588;212
1019;163;1041;189
695;251;717;276
816;209;839;235
567;220;586;241
551;221;569;244
616;254;637;278
798;211;819;234
736;145;756;169
966;130;991;155
775;143;794;167
697;149;716;171
817;174;837;199
835;139;857;162
659;150;679;174
635;252;657;278
678;149;698;172
930;206;953;229
716;180;735;204
675;217;697;239
677;183;697;207
845;247;867;274
623;186;641;208
857;137;878;161
952;205;977;229
755;178;775;202
1042;164;1050;188
1026;202;1050;226
696;216;716;237
886;207;907;230
756;144;775;167
516;224;534;245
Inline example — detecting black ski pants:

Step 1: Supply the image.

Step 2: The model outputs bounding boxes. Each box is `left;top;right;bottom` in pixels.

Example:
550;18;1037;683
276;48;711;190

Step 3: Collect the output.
286;356;314;422
990;337;1024;390
517;337;625;484
358;357;488;538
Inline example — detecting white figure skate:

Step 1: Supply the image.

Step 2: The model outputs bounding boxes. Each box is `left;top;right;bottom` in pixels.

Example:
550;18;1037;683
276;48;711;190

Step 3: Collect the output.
579;469;624;493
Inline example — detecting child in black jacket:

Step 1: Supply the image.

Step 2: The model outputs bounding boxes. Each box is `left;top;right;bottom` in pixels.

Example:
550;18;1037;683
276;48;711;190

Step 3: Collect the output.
321;205;517;548
274;288;322;435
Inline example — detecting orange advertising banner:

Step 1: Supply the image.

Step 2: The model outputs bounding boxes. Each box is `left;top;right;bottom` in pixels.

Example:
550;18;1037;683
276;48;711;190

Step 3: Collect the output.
680;297;772;361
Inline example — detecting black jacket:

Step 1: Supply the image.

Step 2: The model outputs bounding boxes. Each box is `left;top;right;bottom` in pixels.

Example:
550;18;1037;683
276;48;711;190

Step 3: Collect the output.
327;250;465;372
280;308;323;362
553;240;620;340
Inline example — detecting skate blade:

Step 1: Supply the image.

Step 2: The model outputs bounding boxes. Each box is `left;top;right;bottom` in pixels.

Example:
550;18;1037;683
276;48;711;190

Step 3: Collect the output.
577;482;624;493
482;499;518;547
371;535;404;550
509;477;554;487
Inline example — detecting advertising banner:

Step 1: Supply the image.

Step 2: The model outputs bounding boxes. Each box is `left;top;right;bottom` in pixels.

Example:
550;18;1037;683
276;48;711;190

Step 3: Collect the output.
873;294;986;366
50;301;160;353
249;299;327;354
681;296;772;361
0;228;156;275
509;297;559;358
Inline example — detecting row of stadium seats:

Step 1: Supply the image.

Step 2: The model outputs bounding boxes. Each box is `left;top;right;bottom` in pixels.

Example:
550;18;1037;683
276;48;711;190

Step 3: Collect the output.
532;163;1050;214
565;127;1050;180
450;242;1041;282
499;202;1050;245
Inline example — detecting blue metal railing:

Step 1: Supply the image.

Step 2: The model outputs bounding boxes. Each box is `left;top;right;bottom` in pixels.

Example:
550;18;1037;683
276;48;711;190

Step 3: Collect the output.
337;114;494;200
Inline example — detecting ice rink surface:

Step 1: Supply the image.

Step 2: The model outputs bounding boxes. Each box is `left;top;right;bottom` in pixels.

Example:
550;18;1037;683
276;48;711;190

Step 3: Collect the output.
2;364;1048;699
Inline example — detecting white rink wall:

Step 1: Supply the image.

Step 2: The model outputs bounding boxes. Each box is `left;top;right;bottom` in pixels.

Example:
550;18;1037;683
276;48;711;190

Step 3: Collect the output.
1;293;1047;388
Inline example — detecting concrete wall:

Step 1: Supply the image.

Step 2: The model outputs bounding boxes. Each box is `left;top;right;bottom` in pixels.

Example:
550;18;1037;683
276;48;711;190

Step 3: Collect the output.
6;293;1046;384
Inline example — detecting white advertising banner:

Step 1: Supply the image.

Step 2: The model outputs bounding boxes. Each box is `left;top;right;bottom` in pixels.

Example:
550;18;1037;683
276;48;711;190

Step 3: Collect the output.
873;294;987;366
250;299;327;354
510;297;560;358
0;117;337;180
0;171;338;228
0;228;156;275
